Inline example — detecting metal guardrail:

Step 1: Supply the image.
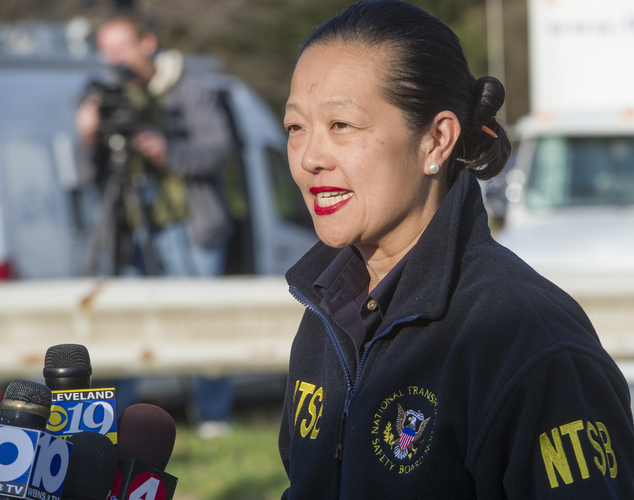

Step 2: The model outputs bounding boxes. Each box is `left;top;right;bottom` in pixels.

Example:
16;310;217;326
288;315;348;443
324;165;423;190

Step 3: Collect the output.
0;274;632;384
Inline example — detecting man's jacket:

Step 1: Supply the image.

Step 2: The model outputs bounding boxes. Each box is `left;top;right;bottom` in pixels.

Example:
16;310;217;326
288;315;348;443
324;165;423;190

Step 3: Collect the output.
77;49;233;246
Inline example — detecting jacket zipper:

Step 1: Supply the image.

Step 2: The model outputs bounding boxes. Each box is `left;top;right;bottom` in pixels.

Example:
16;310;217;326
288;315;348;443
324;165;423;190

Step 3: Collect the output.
289;287;354;462
354;314;420;388
290;287;353;387
289;286;420;461
336;315;420;462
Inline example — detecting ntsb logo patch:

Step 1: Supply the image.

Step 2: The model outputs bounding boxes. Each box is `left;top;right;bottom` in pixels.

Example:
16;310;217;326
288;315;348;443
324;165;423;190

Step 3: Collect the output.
370;385;437;474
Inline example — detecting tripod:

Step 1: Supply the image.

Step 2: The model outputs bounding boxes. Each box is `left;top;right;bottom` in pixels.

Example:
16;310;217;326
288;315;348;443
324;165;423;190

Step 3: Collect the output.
82;132;162;276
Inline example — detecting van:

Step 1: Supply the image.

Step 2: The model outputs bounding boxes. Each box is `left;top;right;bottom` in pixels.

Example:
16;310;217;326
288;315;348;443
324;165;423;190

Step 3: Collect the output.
0;20;316;280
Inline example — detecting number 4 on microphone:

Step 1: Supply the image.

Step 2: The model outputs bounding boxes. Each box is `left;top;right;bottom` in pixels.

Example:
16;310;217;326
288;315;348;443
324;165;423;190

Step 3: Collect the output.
129;473;166;500
110;458;177;500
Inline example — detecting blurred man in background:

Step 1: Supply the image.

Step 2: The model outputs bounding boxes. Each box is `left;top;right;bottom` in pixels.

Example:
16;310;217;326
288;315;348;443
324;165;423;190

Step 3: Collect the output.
76;9;234;277
76;9;234;436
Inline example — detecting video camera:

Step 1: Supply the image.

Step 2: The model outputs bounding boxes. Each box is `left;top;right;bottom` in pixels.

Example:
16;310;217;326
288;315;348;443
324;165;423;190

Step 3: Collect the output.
86;65;139;175
81;66;164;277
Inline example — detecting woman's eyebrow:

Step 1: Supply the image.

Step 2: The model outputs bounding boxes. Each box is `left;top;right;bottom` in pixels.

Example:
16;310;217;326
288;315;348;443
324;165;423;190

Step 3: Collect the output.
284;102;301;115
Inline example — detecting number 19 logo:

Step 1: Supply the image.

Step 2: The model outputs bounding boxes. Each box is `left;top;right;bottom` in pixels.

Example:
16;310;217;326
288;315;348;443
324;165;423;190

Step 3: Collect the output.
48;402;115;435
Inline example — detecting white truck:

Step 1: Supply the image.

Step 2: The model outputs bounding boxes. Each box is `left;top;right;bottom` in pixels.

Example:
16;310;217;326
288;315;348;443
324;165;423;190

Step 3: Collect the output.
496;0;634;276
494;0;634;390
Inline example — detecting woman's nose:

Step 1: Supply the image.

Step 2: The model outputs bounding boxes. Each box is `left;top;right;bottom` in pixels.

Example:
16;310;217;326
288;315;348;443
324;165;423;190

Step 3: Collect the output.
301;131;336;173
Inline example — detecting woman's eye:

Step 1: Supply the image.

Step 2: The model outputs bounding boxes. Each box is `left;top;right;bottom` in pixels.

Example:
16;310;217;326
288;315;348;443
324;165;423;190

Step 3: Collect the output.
332;122;349;130
286;124;302;133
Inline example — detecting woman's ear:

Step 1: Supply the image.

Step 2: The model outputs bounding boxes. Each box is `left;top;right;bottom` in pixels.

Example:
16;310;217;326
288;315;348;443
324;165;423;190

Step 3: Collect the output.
421;111;461;176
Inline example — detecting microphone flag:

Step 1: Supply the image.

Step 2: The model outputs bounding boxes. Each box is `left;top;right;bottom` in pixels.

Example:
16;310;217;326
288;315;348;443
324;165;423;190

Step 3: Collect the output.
108;458;177;500
0;425;72;500
46;389;117;444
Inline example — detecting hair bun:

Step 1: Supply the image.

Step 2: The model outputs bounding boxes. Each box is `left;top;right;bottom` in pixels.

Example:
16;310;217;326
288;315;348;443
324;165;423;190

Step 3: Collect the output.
471;76;505;128
449;75;510;184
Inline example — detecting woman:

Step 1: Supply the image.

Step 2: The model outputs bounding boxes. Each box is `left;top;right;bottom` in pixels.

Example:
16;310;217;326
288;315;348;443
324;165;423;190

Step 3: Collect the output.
279;1;634;499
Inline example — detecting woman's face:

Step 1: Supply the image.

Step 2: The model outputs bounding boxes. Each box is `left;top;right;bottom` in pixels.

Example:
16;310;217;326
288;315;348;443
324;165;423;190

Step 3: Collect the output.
284;43;437;257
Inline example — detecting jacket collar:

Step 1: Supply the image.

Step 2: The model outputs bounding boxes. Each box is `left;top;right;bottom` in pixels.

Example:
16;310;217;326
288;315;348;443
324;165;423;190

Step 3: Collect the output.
286;170;491;322
148;49;184;97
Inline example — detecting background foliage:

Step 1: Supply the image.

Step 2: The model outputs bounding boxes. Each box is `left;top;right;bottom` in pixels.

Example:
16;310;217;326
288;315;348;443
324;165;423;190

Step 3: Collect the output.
0;0;529;124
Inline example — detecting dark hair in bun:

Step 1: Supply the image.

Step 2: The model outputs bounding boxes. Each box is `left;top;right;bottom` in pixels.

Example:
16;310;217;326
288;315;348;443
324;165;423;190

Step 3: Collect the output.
299;0;511;187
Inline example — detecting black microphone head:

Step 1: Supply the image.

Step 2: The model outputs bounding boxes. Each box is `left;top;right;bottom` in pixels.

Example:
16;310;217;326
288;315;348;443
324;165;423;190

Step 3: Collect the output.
116;404;176;471
45;344;91;369
4;380;52;407
43;344;92;391
0;380;52;430
63;431;118;500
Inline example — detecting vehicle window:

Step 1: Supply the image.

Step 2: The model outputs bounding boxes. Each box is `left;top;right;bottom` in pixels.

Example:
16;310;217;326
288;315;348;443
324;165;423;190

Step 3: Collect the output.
266;148;314;229
526;136;634;208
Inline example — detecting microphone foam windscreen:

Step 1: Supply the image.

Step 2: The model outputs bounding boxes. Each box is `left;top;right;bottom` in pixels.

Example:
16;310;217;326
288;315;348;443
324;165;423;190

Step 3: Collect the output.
45;344;91;369
65;431;118;500
3;380;52;408
116;404;176;471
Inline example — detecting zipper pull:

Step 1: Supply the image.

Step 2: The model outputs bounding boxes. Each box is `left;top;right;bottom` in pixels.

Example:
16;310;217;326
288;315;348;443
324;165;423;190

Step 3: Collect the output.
335;386;354;460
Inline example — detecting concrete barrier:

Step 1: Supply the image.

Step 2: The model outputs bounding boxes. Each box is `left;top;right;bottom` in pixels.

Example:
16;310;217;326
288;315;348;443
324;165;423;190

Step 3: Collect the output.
0;273;633;383
0;277;305;380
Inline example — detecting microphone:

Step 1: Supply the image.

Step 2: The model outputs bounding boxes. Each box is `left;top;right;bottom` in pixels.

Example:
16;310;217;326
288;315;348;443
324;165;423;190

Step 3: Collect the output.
109;404;178;500
0;380;52;431
0;381;73;500
43;344;118;444
44;344;92;391
62;432;118;500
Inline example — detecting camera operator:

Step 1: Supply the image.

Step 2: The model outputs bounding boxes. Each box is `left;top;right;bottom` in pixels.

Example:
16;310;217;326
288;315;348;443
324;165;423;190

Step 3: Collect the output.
76;9;233;277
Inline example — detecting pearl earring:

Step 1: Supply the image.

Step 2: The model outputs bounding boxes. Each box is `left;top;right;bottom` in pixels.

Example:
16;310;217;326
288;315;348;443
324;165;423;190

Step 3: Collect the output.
429;163;440;175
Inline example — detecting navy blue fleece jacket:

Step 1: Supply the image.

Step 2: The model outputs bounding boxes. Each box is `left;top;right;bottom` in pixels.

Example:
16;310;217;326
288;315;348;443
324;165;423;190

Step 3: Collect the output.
280;170;634;499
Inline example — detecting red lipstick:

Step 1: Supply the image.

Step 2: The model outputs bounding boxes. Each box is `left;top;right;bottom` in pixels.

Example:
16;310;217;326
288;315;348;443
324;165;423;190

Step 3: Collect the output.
309;186;346;194
310;187;353;216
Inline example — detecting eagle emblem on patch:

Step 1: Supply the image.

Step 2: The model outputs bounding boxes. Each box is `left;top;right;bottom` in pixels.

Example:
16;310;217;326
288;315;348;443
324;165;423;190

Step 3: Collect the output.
393;403;430;460
371;386;437;473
